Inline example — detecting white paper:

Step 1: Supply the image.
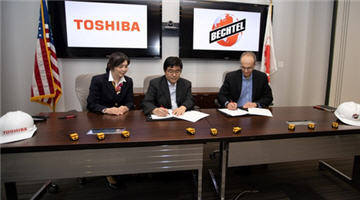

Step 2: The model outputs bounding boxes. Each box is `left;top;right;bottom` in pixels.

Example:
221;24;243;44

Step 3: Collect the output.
218;108;248;116
218;108;272;117
175;110;209;123
151;110;209;122
248;108;273;117
150;109;174;120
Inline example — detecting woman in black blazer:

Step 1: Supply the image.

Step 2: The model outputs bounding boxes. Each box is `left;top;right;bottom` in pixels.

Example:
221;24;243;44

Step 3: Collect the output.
86;52;133;189
87;52;134;115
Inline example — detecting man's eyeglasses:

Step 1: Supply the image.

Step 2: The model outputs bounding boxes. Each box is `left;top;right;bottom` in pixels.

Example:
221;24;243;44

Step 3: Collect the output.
166;70;182;74
241;66;254;71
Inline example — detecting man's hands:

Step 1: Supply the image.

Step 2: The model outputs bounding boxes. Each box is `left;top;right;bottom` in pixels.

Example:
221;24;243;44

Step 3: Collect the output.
226;102;238;110
152;105;187;117
172;106;186;116
226;102;257;110
243;102;257;108
152;107;169;117
103;106;129;115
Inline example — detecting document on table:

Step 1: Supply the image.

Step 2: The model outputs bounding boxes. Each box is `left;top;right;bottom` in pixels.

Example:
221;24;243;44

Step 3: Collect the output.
218;108;273;117
150;109;174;120
176;110;209;122
150;110;209;122
247;108;273;117
218;108;248;116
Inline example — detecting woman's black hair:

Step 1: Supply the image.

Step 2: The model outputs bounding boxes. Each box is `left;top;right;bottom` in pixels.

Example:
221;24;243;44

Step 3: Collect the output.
106;52;130;73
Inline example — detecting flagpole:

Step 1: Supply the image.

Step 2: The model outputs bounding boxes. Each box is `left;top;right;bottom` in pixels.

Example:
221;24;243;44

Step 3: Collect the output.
52;101;56;112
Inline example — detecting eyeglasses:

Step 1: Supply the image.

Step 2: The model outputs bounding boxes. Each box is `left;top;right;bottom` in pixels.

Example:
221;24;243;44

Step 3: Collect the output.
166;70;182;75
241;66;254;71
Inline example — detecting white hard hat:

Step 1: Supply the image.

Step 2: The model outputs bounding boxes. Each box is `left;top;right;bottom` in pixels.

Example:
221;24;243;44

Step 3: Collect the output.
0;111;37;144
334;101;360;126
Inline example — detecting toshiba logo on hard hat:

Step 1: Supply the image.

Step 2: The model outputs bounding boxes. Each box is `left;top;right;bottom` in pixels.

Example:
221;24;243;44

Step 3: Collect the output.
0;111;37;144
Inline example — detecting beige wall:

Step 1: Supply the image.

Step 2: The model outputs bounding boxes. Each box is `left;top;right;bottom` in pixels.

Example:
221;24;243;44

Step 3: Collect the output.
0;1;2;115
1;0;334;115
329;0;360;106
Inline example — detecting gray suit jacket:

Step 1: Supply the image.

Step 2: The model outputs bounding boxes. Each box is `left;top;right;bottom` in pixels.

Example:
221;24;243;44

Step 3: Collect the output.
142;76;194;115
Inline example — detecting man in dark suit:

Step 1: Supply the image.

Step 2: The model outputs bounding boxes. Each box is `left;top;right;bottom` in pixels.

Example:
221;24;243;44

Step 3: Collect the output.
218;51;273;109
142;56;194;116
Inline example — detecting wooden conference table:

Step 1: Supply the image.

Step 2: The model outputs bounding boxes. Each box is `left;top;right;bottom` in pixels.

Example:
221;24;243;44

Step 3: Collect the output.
1;111;215;200
2;107;360;200
202;107;360;199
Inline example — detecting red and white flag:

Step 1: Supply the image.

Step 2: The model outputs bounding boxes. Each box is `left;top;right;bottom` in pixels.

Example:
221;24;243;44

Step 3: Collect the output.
260;1;277;82
31;0;62;111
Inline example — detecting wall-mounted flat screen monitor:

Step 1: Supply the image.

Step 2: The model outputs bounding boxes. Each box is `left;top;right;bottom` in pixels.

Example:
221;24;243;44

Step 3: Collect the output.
180;0;269;60
48;0;161;58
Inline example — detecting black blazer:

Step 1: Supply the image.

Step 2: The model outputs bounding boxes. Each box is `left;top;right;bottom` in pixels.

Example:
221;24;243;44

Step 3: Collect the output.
217;69;273;108
87;73;134;113
142;76;195;115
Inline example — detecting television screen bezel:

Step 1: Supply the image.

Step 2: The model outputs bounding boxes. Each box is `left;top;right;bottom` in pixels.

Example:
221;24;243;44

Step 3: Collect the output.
48;0;162;58
179;0;269;61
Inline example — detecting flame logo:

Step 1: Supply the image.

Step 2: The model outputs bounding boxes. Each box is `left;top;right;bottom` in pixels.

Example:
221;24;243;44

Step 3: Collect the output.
212;14;241;47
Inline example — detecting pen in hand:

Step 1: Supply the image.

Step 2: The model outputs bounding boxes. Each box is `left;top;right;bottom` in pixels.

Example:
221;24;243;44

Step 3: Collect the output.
156;105;169;117
227;99;237;110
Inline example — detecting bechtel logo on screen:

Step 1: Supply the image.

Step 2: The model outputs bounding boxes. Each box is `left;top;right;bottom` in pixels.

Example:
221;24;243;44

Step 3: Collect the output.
73;19;140;31
209;14;245;46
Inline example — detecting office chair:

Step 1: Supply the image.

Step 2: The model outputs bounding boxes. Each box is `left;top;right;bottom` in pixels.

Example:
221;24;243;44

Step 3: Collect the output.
213;70;232;108
222;70;232;83
75;73;99;111
74;73;102;185
143;75;162;94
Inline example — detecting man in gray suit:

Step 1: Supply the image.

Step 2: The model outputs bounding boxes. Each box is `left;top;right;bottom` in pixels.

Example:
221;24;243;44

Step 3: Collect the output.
142;56;194;116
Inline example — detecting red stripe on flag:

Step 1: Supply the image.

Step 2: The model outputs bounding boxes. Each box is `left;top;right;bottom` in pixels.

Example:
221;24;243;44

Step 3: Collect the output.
39;38;55;93
51;52;58;60
34;54;45;96
265;44;271;74
50;51;57;60
53;79;61;86
51;63;59;74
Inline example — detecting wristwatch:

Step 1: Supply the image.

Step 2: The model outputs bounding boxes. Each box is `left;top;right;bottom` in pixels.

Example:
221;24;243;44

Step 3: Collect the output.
102;108;107;114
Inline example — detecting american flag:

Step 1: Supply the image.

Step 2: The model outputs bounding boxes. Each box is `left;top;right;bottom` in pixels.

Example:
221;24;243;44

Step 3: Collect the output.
31;0;62;111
